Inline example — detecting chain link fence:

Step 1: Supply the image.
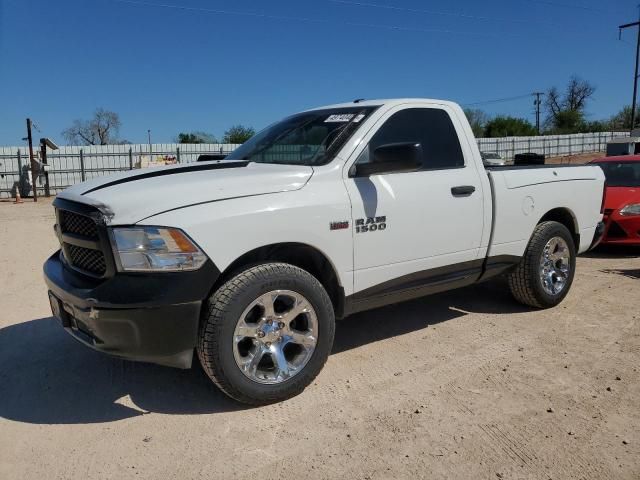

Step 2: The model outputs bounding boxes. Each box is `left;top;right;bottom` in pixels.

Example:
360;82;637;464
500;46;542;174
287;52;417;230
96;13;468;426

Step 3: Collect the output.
0;131;630;199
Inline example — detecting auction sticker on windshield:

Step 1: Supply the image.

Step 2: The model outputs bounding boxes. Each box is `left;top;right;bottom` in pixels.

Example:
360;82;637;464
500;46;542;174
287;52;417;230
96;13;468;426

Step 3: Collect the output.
325;113;365;123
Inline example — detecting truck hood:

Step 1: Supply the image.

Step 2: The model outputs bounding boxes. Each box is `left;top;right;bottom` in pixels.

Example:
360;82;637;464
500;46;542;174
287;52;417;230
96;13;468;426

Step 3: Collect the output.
57;161;313;224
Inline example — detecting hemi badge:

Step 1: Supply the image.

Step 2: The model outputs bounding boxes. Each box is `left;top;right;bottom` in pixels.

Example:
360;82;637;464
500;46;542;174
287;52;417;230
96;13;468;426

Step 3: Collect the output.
330;221;349;231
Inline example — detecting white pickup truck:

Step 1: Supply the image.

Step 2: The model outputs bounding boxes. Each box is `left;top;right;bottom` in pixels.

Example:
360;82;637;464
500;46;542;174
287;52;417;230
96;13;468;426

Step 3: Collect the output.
45;98;605;404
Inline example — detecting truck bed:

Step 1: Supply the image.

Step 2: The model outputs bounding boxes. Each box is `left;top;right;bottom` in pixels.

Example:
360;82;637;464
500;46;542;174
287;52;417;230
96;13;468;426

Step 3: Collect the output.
484;163;593;171
486;164;604;259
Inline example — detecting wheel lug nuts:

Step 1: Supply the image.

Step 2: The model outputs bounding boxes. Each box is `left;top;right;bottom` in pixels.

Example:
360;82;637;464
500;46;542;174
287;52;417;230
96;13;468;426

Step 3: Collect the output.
266;342;271;347
267;319;273;325
257;331;265;338
278;322;285;329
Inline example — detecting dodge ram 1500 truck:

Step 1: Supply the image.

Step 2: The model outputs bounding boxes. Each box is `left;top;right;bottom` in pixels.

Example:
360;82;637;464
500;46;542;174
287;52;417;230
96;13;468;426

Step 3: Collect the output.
44;99;605;404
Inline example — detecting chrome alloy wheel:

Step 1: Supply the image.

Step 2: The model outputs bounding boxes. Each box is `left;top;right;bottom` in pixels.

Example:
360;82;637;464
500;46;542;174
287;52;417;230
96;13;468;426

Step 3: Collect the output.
539;236;571;296
232;290;318;384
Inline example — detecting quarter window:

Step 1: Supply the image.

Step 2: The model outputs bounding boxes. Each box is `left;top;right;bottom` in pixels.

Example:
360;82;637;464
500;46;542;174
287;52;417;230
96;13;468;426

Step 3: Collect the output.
357;108;464;169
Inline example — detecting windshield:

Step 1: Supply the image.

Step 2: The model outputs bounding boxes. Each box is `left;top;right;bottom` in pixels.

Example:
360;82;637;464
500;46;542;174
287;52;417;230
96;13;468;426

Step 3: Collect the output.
226;106;378;166
595;161;640;187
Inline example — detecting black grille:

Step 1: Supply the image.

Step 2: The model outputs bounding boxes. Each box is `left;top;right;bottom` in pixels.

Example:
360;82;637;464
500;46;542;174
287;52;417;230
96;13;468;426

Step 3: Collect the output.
607;221;628;239
66;244;107;275
56;204;109;277
60;210;98;239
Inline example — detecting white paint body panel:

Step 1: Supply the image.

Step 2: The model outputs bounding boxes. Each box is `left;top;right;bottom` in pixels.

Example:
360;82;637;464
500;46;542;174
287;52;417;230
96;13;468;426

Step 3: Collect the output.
58;162;313;225
488;167;604;256
341;101;489;293
56;98;605;299
143;164;356;295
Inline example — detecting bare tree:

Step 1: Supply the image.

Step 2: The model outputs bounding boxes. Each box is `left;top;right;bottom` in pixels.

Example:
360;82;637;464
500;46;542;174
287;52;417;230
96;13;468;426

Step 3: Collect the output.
545;86;562;119
463;108;489;138
544;76;596;132
610;106;638;130
564;76;596;112
62;108;123;145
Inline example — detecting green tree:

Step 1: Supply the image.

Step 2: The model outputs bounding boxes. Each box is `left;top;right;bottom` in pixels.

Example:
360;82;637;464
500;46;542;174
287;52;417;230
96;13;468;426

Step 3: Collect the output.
545;76;596;133
581;119;612;133
550;110;585;134
484;116;537;137
223;125;255;144
609;106;639;130
176;131;217;144
463;108;489;138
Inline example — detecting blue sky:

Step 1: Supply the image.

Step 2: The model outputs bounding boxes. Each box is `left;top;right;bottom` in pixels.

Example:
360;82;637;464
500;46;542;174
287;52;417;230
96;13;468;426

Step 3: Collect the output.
0;0;636;145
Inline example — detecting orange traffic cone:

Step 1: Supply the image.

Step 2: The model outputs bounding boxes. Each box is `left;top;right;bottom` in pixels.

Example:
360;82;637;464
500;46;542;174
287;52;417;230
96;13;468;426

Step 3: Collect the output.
14;189;23;204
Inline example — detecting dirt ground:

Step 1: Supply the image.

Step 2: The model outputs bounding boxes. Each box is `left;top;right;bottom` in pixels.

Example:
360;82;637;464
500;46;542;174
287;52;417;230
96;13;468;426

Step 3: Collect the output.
545;152;605;165
0;199;638;480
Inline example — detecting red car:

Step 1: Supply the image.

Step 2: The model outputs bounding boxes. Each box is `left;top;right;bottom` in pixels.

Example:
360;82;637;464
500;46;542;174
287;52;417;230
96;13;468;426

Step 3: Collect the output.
589;155;640;245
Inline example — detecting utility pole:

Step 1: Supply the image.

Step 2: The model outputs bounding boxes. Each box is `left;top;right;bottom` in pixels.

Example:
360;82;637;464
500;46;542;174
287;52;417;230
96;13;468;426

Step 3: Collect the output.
533;92;544;135
26;118;38;202
619;6;640;132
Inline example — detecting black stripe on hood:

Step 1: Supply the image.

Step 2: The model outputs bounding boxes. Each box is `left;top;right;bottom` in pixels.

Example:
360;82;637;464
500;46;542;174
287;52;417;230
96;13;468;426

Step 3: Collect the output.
82;160;250;195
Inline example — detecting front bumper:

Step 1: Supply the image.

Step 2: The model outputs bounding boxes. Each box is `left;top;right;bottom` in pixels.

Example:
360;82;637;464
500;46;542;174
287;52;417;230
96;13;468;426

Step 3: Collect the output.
601;212;640;245
44;250;219;368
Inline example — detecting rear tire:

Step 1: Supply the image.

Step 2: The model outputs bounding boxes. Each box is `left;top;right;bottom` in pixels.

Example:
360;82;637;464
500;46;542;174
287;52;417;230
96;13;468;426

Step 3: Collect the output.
508;221;576;308
197;263;335;405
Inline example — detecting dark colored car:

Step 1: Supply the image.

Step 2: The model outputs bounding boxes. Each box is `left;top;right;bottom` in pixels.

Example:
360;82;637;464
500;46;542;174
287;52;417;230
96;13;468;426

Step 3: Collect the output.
590;155;640;245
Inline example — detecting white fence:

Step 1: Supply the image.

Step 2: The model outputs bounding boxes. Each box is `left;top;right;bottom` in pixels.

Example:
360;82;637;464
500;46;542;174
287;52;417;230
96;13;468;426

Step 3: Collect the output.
0;143;239;198
0;131;630;199
476;131;628;160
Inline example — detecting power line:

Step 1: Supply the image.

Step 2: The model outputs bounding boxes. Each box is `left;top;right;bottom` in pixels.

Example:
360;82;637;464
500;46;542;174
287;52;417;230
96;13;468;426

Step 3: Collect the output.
325;0;558;27
519;0;626;15
110;0;621;47
110;0;526;39
463;94;534;107
465;92;546;131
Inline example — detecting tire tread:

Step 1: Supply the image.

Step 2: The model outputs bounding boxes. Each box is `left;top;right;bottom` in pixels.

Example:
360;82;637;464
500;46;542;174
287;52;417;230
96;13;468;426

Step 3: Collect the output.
508;221;574;309
197;263;334;405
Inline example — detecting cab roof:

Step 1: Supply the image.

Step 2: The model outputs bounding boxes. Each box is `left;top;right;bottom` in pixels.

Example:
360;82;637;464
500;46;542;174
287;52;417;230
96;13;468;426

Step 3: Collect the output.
306;98;460;111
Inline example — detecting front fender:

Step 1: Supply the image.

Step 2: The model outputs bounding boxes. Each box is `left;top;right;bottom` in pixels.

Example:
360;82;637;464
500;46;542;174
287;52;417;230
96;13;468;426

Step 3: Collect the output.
138;188;355;295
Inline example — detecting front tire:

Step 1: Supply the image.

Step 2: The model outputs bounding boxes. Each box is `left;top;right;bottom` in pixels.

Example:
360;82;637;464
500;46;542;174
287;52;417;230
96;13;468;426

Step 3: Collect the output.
508;221;576;308
197;263;335;405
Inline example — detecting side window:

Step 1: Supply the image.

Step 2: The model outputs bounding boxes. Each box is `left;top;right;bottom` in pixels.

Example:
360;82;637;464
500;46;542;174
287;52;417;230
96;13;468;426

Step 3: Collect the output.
357;108;464;169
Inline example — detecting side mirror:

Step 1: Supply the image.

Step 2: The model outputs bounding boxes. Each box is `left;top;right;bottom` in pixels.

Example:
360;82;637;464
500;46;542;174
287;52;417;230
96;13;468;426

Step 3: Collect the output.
353;142;422;177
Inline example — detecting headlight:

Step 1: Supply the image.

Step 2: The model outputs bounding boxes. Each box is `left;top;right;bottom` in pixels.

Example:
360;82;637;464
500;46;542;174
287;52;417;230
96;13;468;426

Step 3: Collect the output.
111;227;207;272
619;203;640;216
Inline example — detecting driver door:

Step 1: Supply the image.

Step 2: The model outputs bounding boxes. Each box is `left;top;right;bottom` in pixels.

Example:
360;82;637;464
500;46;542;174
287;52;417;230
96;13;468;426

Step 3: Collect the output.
344;104;485;298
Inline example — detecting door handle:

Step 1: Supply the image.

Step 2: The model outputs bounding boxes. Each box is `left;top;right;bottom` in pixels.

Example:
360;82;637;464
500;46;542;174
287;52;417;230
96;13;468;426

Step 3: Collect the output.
451;185;476;197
